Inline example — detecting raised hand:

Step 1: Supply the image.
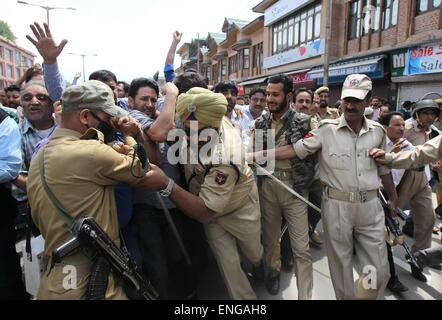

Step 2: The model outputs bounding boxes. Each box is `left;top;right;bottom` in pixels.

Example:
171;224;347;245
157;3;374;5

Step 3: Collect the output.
173;31;183;44
74;72;82;80
26;22;68;64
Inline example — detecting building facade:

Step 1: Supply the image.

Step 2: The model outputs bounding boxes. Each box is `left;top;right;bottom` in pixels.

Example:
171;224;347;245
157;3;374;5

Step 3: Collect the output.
0;35;35;89
176;0;442;107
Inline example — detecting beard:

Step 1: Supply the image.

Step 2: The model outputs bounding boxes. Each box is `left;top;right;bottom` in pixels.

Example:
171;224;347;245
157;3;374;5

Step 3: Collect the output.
226;99;236;113
319;100;328;108
269;97;288;115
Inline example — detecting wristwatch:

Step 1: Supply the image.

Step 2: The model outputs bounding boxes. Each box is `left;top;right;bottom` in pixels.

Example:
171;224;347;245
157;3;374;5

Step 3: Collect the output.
159;178;175;197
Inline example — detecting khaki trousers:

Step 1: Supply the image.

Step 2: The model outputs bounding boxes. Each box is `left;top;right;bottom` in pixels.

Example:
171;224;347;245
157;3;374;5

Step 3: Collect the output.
38;253;127;300
204;190;263;300
322;195;389;300
259;177;313;300
397;171;435;252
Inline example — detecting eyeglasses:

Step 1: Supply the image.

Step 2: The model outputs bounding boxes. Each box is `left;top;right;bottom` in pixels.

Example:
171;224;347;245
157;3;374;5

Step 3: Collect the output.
22;93;51;102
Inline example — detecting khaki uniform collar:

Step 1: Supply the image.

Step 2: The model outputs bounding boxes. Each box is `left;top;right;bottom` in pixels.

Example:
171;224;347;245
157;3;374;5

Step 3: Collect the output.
337;114;373;134
52;127;104;142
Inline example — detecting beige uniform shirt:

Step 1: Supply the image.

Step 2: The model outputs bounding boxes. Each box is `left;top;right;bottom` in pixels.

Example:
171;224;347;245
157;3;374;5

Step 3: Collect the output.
294;115;390;192
183;119;257;218
404;119;431;147
318;107;340;120
27;128;142;299
386;134;442;169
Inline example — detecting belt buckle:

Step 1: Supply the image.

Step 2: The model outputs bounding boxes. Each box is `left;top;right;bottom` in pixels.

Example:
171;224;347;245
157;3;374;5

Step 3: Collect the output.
360;191;368;203
349;192;355;202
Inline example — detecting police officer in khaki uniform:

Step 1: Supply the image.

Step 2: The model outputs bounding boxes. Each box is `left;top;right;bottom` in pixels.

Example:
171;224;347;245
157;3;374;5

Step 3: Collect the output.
371;134;442;168
174;87;264;300
398;100;438;258
253;75;398;299
27;80;172;299
315;86;340;120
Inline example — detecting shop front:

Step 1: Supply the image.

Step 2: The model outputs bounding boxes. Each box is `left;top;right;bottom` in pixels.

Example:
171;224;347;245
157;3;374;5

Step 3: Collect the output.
307;54;388;105
391;42;442;108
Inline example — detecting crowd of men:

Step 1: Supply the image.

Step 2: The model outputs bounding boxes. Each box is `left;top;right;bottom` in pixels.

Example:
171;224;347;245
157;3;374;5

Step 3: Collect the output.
1;22;442;301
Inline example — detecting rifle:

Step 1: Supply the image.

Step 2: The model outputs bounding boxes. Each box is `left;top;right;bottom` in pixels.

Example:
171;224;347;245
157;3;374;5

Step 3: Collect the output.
379;192;422;272
53;216;158;300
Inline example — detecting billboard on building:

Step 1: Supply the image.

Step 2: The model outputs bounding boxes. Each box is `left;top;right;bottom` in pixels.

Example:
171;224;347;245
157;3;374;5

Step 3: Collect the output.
404;42;442;76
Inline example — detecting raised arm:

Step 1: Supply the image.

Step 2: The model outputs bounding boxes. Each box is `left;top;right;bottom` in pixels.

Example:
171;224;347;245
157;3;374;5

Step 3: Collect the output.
164;31;182;83
26;22;68;101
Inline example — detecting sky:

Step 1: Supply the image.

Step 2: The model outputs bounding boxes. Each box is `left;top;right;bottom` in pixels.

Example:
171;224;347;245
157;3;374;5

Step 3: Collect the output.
2;0;262;83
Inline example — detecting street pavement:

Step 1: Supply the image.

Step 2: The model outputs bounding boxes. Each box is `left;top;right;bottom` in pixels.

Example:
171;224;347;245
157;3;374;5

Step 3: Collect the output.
197;215;442;300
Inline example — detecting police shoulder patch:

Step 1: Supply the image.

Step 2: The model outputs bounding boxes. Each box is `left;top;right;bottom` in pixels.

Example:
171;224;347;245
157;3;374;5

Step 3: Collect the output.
214;171;229;185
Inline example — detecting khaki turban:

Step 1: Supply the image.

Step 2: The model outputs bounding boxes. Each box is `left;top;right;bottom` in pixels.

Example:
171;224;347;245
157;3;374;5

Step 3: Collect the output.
176;87;227;129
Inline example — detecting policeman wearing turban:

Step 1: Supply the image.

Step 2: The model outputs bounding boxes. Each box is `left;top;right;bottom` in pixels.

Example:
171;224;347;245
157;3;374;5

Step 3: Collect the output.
176;87;264;300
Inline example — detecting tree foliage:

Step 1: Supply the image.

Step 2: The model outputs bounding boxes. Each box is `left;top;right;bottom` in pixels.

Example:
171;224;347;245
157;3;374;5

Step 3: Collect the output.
0;20;17;42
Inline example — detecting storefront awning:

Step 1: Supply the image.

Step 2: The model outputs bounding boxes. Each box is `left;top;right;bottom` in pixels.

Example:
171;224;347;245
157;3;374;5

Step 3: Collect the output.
307;56;384;84
239;76;268;86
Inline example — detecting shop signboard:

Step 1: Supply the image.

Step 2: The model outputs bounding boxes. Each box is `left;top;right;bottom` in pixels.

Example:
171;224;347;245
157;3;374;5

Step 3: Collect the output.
404;42;442;76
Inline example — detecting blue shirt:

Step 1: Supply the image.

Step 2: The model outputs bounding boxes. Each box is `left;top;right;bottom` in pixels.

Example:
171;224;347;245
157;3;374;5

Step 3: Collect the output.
43;62;66;102
0;116;22;183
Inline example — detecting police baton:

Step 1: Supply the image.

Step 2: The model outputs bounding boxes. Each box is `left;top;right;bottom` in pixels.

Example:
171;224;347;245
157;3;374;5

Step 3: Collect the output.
134;142;192;266
254;163;321;238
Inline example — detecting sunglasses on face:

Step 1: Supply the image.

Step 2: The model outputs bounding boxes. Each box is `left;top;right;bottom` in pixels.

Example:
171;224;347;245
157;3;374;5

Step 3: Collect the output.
22;93;51;102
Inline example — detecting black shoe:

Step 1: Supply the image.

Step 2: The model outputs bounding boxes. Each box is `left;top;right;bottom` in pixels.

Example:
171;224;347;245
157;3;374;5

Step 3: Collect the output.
410;263;427;282
387;276;408;293
435;204;442;220
281;254;294;271
402;221;414;238
411;251;427;270
252;262;265;283
265;273;280;295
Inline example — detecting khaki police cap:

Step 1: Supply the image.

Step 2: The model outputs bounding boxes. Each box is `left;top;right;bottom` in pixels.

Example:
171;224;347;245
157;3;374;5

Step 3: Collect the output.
412;99;440;116
341;74;372;100
61;80;128;118
315;86;329;96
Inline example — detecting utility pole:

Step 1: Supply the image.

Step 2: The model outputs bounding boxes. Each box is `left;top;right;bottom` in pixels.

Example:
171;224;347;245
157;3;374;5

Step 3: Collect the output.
197;33;200;75
68;53;98;83
323;0;332;87
17;1;77;26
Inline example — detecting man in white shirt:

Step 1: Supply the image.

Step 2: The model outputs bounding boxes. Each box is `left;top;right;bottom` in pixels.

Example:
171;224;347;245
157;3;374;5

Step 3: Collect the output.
380;112;414;292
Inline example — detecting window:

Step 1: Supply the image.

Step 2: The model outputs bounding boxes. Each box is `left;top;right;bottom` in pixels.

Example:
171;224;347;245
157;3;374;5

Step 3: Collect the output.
7;65;13;78
0;46;3;59
252;42;263;69
383;0;398;29
206;66;211;81
5;48;12;62
15;67;21;80
417;0;441;14
0;63;4;76
348;0;398;39
229;55;238;74
272;2;321;54
14;51;21;65
220;59;227;76
242;48;249;69
212;64;219;81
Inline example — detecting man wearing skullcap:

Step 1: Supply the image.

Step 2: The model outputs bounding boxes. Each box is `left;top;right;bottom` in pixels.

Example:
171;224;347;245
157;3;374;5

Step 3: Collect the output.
175;87;264;300
315;86;340;121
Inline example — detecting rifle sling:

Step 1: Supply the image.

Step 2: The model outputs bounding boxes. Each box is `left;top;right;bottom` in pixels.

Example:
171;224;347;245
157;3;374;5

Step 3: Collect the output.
38;148;76;230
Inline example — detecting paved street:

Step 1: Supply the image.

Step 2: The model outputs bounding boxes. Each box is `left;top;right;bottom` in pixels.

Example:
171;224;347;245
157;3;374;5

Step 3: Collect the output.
198;215;442;300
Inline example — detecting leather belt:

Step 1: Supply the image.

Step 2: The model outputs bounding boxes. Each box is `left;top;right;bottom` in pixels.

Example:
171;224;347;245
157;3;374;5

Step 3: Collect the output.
410;167;425;172
326;187;378;203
